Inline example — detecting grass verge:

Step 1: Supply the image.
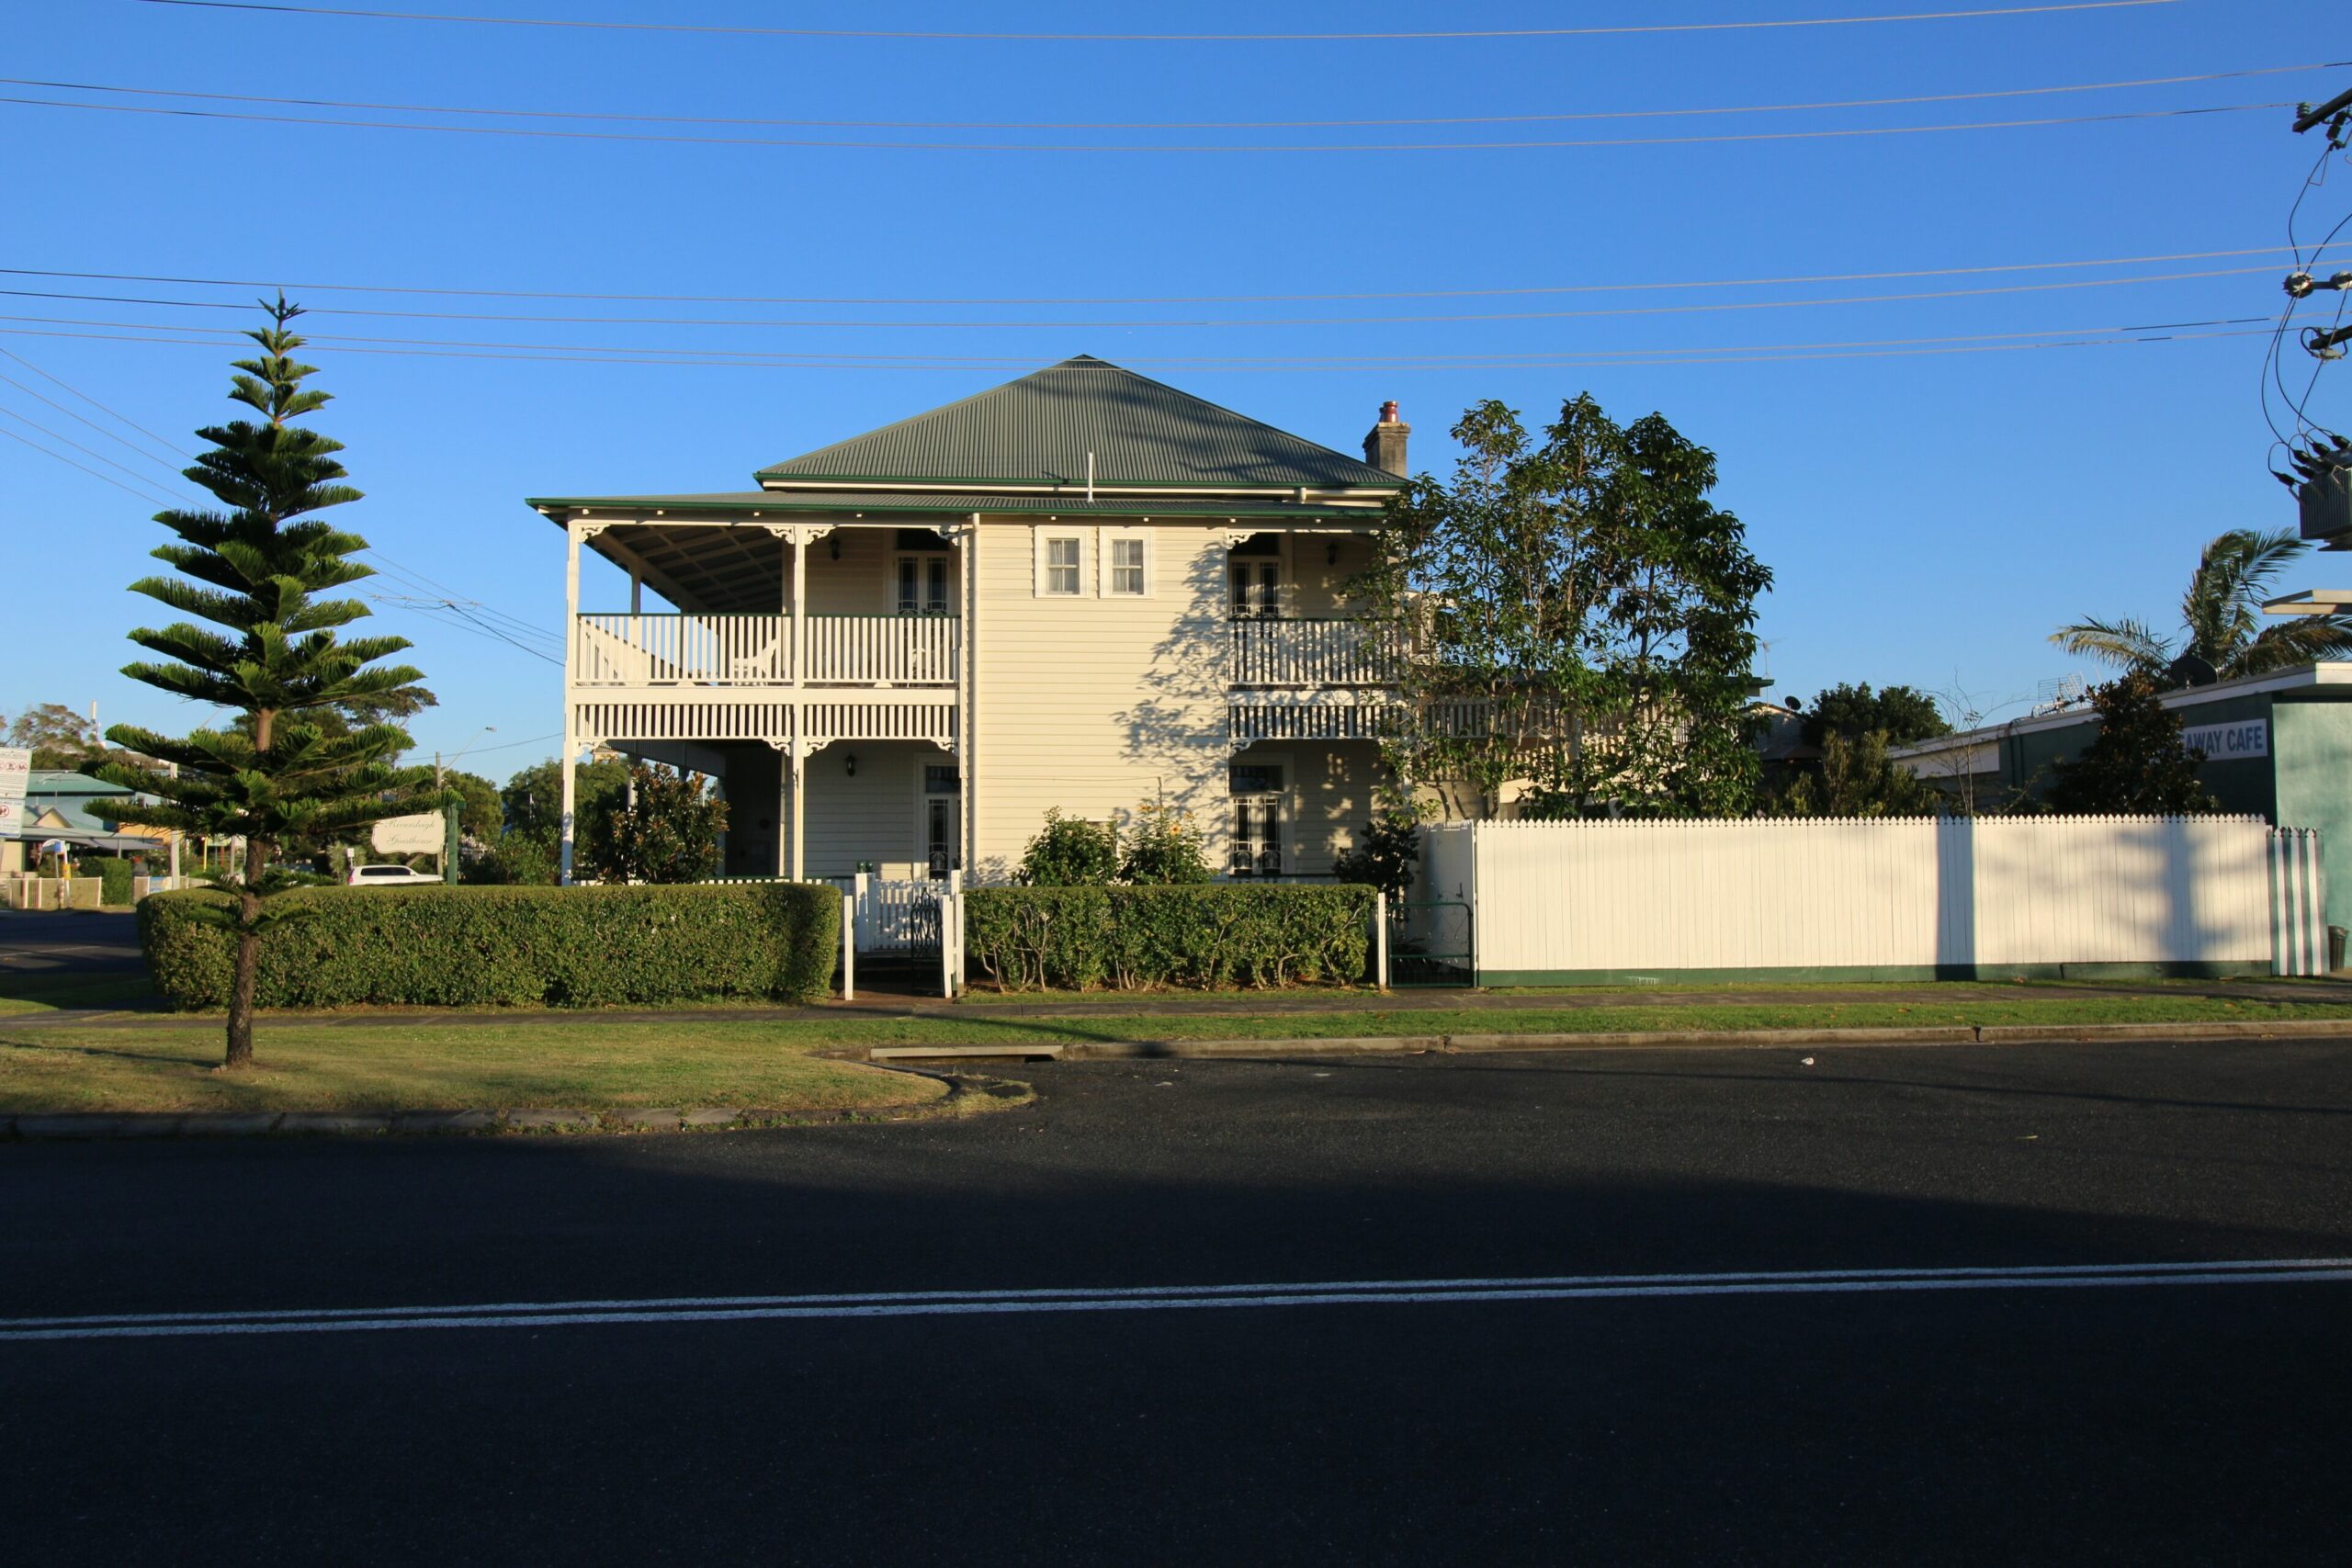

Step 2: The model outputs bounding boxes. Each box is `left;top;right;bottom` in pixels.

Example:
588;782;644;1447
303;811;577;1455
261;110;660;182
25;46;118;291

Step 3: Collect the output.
9;989;2349;1115
0;976;163;1018
0;1023;950;1115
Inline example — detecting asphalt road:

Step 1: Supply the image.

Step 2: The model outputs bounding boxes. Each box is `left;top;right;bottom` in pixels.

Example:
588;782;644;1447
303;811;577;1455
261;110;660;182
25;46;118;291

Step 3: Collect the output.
0;909;141;977
5;1040;2348;1564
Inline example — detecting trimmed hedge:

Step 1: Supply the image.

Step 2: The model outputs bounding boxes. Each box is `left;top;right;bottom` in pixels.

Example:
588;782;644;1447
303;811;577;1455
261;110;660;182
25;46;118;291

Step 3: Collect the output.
89;857;137;907
964;885;1374;992
140;882;840;1010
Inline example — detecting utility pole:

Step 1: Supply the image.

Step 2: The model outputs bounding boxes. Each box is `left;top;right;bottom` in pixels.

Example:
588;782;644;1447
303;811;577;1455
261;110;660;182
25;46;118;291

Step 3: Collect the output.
2277;83;2352;546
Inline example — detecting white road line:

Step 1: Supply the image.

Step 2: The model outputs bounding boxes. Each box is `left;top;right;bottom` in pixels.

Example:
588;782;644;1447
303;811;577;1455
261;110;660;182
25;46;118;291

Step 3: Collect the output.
3;1258;2346;1343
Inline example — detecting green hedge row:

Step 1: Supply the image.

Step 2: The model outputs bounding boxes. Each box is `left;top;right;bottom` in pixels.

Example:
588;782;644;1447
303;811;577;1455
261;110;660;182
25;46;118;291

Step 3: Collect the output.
963;885;1374;991
88;857;137;907
140;882;840;1010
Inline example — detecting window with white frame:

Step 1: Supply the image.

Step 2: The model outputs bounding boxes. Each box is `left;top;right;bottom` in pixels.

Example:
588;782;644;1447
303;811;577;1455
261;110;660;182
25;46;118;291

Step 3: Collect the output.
1102;532;1149;596
1036;532;1084;596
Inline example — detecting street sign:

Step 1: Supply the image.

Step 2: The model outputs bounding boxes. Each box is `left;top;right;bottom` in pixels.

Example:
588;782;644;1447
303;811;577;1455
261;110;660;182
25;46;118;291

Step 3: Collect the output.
0;748;28;843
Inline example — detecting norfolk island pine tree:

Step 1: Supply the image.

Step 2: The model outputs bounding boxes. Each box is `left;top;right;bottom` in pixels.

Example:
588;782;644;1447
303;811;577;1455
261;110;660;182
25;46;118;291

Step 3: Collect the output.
85;297;440;1068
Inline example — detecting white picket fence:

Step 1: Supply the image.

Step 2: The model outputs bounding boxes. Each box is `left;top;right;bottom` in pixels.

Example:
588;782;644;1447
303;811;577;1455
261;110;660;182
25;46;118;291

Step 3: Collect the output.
1417;816;2328;983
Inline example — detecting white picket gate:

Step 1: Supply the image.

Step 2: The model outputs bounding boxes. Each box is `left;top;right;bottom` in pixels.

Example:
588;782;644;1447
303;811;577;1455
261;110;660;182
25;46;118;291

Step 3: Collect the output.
852;872;956;956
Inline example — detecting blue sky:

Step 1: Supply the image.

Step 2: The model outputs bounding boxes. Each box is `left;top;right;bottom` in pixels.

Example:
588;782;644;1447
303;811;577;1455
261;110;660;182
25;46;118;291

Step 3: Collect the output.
4;0;2346;777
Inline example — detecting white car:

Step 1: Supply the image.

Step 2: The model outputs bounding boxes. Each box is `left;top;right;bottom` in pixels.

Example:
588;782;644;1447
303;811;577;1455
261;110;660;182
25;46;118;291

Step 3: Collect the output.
346;863;443;886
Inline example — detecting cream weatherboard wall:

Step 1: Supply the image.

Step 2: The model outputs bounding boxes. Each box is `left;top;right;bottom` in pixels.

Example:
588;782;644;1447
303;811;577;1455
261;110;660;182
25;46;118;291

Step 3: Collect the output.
967;518;1233;880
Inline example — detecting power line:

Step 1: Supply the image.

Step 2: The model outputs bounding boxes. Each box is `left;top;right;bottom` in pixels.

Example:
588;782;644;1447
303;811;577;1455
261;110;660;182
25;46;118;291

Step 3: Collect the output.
133;1;2184;43
0;424;179;507
0;344;194;458
0;402;196;496
0;367;191;478
0;92;2286;152
0;265;2284;333
0;319;2275;373
10;62;2333;131
0;244;2302;307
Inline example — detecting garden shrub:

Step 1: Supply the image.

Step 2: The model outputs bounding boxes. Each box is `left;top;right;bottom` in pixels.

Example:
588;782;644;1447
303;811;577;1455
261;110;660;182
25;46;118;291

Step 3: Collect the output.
89;857;138;907
140;881;840;1010
1118;800;1213;885
1018;809;1119;886
964;884;1374;992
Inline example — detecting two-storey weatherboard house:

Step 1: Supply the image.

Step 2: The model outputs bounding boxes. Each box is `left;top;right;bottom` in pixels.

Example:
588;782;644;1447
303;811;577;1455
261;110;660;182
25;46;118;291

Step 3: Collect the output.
529;355;1414;885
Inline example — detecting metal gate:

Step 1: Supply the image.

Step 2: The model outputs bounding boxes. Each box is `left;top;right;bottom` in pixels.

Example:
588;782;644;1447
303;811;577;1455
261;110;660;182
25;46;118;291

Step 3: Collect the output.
1387;899;1474;987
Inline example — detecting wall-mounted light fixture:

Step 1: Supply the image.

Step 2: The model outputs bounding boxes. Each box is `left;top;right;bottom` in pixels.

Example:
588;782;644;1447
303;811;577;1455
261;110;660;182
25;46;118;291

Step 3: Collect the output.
843;752;858;777
829;534;842;560
1327;540;1340;567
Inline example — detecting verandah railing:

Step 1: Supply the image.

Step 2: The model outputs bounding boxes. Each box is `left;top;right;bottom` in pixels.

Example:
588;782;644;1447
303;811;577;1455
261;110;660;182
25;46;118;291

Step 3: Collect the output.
571;614;957;686
1228;616;1407;687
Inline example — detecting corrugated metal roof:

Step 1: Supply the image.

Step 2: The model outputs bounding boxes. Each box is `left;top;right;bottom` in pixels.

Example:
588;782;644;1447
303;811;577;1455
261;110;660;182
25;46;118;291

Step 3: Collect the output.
529;488;1387;522
753;356;1405;491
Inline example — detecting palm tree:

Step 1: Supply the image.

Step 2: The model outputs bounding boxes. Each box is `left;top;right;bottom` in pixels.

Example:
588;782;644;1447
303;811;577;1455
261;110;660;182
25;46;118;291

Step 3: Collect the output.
2052;527;2352;682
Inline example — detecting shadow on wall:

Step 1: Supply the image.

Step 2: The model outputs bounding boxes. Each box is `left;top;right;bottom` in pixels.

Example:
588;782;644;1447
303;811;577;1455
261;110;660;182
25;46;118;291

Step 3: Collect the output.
1110;534;1242;867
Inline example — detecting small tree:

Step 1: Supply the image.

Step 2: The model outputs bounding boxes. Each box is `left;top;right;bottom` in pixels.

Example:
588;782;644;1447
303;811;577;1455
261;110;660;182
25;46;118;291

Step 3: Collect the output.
588;763;729;884
503;753;628;861
1119;798;1212;885
1018;809;1118;886
86;297;436;1068
1770;730;1942;818
5;703;115;770
1800;683;1950;750
1332;807;1423;897
1360;393;1770;820
2047;671;2219;814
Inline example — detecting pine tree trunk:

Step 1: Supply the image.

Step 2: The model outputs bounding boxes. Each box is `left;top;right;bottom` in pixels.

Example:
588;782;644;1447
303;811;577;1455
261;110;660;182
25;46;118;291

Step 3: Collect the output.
225;837;264;1070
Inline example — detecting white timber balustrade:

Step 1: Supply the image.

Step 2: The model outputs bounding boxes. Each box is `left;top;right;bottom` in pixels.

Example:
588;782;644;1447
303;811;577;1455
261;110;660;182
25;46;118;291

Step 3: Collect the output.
1228;617;1406;687
804;615;959;685
573;614;790;685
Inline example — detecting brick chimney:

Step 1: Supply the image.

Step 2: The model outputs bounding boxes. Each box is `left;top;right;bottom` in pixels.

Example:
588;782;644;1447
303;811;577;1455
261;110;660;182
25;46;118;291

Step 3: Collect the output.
1362;400;1410;478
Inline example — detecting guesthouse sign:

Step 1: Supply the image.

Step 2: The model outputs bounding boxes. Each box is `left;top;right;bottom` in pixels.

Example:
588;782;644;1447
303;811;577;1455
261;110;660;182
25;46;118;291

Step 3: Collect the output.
2180;719;2268;761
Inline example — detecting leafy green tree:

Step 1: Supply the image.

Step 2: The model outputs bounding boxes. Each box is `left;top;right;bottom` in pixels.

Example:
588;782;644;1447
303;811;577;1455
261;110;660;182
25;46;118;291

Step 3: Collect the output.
2046;671;2220;814
440;768;503;842
1118;798;1212;885
1361;394;1770;820
1331;807;1423;897
5;703;142;770
1770;730;1942;818
503;754;628;855
586;762;728;884
85;297;436;1068
1800;682;1950;750
1018;809;1118;886
2052;527;2352;682
463;835;556;886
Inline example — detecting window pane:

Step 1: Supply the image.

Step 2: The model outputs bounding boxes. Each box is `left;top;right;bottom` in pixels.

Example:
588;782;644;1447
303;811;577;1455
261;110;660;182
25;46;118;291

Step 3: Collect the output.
926;558;951;612
1111;537;1145;594
1046;536;1080;594
1229;764;1283;795
923;765;960;794
897;558;918;614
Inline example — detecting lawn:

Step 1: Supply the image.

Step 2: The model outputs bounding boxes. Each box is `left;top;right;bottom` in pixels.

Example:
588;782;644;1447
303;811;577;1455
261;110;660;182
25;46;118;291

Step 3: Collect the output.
11;988;2347;1117
0;976;162;1018
0;1022;951;1116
